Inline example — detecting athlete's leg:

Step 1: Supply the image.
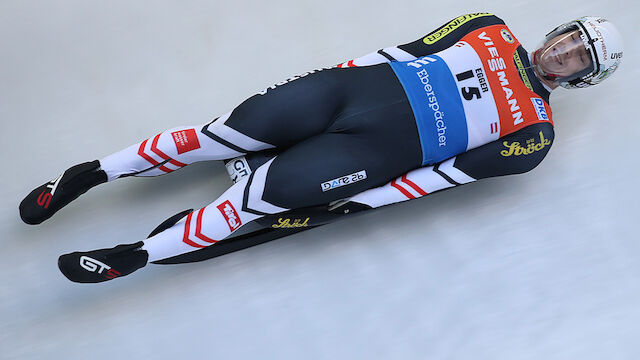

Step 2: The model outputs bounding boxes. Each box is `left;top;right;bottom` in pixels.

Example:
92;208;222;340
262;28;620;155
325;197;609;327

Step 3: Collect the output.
142;110;423;262
20;68;344;225
98;116;269;181
140;172;276;262
54;64;425;282
101;67;345;180
99;64;412;181
58;102;424;283
57;161;283;282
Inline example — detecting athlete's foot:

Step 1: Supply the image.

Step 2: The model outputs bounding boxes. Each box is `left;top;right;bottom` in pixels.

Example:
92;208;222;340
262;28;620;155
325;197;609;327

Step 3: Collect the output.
19;160;107;225
58;242;148;283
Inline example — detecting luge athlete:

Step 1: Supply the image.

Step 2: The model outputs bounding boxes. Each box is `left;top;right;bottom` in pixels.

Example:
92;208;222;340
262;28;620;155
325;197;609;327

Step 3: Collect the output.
19;14;623;283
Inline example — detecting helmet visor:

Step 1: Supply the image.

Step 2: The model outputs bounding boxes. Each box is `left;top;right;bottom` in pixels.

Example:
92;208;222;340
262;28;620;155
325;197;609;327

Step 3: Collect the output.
536;24;595;83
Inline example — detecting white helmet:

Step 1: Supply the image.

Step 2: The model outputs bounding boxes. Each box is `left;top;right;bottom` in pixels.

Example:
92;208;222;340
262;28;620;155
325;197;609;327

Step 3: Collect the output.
534;16;623;89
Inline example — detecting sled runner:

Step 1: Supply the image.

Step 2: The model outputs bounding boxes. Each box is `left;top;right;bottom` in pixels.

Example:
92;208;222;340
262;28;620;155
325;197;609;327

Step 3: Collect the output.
153;201;368;265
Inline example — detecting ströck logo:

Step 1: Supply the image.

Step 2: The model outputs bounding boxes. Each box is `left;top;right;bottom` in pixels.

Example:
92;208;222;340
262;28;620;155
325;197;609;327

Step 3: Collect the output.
272;217;310;228
500;131;551;157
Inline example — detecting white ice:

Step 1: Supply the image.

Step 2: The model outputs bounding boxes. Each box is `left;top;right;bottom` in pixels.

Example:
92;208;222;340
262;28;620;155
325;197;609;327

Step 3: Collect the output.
1;1;639;359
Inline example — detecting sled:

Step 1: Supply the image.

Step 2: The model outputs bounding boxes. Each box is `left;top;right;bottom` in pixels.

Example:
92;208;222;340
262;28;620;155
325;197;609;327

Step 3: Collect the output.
152;201;368;265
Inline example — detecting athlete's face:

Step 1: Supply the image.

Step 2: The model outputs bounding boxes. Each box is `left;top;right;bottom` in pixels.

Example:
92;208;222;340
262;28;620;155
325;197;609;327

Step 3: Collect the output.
536;30;592;78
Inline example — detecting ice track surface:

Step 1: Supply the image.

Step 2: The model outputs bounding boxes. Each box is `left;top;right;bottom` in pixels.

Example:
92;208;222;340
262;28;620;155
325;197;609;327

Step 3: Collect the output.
1;1;639;359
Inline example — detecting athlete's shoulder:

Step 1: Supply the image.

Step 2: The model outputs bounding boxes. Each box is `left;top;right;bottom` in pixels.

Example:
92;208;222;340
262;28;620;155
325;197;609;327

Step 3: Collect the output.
453;121;554;179
513;121;555;143
423;13;504;43
461;12;505;27
502;121;555;167
399;13;507;56
449;12;505;30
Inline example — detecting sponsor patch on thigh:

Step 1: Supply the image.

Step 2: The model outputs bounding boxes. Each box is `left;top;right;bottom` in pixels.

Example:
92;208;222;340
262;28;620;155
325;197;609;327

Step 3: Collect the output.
321;170;367;192
217;200;241;231
172;129;201;154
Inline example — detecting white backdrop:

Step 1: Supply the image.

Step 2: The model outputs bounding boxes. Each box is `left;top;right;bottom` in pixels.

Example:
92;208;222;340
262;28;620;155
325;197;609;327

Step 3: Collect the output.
1;1;638;359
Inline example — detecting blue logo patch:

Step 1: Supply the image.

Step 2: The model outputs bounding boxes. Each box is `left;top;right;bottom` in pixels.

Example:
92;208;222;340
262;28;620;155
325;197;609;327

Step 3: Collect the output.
531;98;548;121
390;55;468;165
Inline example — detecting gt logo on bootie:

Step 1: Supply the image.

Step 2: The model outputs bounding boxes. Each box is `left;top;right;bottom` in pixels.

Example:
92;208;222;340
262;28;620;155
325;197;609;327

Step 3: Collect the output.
36;172;64;209
80;256;121;279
